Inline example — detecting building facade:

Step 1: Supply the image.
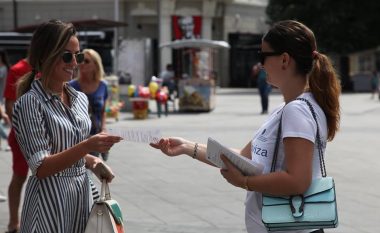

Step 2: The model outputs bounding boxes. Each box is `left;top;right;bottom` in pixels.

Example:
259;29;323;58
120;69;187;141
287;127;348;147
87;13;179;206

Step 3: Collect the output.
347;47;380;92
0;0;268;87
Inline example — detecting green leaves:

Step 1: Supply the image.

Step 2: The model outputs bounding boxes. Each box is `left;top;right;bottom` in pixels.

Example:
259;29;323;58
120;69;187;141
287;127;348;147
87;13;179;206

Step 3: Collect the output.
266;0;380;54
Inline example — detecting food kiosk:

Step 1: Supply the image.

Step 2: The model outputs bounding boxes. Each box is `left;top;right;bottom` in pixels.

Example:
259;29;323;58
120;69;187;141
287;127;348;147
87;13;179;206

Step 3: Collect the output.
160;39;230;112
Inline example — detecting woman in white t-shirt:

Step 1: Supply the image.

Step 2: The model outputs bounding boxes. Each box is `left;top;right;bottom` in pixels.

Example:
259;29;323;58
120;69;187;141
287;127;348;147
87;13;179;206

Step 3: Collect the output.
150;20;341;233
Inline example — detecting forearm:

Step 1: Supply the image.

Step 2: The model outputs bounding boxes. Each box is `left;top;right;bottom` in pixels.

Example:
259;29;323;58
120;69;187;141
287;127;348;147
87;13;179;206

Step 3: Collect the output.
36;139;90;179
5;99;14;119
100;106;107;131
246;171;310;196
185;141;216;167
101;109;107;131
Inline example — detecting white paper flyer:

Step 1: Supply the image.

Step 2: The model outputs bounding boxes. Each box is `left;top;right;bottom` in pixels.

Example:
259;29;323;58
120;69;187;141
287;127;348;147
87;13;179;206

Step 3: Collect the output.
206;137;263;176
107;127;161;144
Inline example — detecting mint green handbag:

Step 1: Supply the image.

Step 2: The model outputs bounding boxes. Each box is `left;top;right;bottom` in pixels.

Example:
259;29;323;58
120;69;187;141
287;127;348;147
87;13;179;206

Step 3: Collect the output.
261;98;338;231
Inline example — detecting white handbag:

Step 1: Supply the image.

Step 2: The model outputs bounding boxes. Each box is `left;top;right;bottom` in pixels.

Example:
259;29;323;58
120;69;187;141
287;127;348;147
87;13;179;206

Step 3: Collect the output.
85;180;125;233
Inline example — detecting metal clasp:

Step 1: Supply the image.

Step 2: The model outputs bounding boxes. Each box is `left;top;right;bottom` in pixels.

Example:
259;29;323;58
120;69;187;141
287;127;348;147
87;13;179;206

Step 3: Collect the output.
289;195;304;218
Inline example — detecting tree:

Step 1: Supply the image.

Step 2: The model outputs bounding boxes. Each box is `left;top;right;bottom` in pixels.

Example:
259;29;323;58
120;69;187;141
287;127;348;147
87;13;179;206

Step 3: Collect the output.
266;0;380;54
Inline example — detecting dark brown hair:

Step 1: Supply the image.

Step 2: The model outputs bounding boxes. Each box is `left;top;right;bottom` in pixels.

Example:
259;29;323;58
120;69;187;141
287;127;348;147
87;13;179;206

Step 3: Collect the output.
17;19;77;97
263;20;340;140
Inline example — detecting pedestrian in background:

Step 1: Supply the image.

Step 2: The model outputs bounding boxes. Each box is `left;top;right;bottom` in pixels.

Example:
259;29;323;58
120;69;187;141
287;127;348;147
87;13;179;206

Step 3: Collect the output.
12;19;121;233
3;57;31;233
0;49;10;104
160;63;176;98
69;48;109;161
252;62;271;114
151;20;341;233
0;104;10;151
0;105;10;203
370;70;379;99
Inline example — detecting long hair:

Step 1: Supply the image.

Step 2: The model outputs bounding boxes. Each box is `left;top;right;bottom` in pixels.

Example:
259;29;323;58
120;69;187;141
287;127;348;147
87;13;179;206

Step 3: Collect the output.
17;19;77;98
80;48;105;82
263;20;340;140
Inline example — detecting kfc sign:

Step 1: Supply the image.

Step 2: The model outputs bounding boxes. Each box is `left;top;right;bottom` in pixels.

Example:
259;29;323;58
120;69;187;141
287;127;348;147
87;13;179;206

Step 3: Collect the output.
172;16;202;40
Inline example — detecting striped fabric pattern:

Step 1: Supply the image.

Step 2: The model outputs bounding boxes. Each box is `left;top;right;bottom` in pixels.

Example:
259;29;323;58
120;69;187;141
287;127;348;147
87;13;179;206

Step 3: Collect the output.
12;80;96;233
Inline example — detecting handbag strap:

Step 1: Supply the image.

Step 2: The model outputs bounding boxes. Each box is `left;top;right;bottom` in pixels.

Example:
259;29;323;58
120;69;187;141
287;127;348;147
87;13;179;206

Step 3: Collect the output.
100;179;112;201
296;98;326;177
270;98;327;177
270;111;283;173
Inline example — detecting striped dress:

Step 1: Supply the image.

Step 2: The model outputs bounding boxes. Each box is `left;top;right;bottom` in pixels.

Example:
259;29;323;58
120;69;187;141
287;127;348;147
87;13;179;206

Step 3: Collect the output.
12;80;96;233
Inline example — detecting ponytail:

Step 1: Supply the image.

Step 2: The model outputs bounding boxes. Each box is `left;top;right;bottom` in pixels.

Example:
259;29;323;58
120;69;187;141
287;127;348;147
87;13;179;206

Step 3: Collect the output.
17;70;36;98
308;53;341;141
263;20;341;140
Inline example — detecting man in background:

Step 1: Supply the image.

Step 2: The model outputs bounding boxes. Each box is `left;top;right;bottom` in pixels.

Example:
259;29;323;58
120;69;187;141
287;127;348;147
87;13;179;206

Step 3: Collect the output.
160;63;176;97
252;62;271;114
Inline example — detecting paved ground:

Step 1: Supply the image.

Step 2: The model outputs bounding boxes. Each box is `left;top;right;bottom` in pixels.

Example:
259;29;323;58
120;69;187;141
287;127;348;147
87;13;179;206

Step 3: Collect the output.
0;88;379;233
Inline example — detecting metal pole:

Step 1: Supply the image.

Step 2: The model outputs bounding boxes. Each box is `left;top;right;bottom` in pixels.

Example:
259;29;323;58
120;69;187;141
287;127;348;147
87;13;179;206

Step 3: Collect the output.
113;0;119;74
13;0;18;30
157;0;161;74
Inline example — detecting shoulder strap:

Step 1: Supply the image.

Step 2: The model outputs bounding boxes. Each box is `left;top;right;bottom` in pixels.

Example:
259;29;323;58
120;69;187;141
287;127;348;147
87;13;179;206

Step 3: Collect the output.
296;98;326;177
270;98;327;177
270;112;283;172
100;179;111;201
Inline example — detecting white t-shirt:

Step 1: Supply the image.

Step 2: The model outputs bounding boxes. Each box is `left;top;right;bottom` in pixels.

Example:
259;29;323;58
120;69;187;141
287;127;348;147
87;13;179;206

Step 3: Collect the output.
245;92;328;233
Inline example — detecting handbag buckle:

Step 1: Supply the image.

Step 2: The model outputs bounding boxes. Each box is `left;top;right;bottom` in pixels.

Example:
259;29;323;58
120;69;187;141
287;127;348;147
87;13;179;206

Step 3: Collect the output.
290;195;304;218
96;209;103;216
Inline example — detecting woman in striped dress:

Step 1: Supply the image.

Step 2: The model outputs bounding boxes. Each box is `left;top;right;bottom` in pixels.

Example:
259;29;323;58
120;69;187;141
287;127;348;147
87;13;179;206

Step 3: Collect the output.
12;20;122;233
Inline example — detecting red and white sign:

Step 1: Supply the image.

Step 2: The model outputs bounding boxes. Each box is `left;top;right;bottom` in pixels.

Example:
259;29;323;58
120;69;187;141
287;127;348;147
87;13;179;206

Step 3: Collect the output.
172;16;202;40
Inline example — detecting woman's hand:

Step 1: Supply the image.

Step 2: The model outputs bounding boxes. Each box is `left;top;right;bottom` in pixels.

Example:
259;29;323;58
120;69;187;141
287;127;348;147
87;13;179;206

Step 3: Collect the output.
86;155;115;182
86;132;122;154
150;137;190;157
220;154;245;189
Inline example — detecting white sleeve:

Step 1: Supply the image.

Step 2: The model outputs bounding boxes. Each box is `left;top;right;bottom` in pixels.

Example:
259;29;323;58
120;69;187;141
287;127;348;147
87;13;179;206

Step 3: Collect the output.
281;101;317;143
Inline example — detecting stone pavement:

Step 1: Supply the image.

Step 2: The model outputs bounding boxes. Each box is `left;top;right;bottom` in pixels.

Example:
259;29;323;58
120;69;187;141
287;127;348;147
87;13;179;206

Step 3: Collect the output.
0;88;379;233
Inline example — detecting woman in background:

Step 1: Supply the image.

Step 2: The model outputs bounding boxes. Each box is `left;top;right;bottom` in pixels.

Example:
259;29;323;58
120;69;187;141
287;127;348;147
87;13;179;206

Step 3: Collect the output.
0;50;11;152
0;49;11;103
69;48;109;161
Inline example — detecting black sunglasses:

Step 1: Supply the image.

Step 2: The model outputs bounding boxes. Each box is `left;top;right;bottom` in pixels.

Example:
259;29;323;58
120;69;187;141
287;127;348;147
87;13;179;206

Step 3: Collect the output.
258;51;282;65
62;51;85;64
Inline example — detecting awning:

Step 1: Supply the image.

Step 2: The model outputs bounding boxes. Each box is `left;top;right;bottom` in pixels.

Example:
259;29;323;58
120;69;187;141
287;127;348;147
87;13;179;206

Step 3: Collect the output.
160;39;230;49
14;19;128;33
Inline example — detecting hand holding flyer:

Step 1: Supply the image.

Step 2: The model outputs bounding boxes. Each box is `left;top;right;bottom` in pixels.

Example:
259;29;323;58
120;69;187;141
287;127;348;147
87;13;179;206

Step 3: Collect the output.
206;137;263;176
